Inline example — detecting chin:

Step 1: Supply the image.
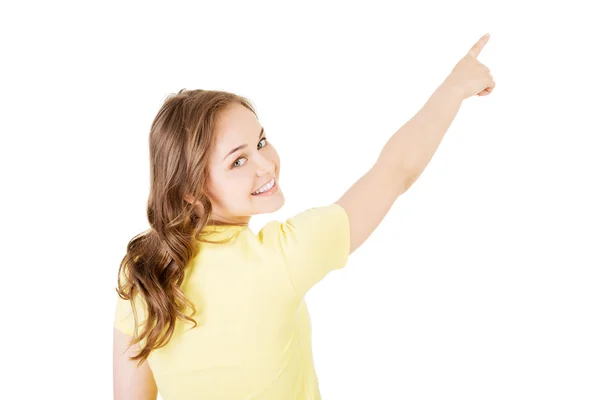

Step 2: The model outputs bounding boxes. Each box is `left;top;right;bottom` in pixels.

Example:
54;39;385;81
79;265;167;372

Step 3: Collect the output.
249;190;285;214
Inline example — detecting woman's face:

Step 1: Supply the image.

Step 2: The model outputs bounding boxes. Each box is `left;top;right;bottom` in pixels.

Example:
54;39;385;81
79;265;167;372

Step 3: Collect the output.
205;103;284;225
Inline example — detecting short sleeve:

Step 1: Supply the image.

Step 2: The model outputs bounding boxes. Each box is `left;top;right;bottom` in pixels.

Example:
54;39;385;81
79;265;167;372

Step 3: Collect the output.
266;203;351;298
113;269;148;337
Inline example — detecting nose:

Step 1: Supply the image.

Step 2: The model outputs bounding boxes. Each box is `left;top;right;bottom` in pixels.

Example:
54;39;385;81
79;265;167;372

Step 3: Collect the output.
255;153;275;177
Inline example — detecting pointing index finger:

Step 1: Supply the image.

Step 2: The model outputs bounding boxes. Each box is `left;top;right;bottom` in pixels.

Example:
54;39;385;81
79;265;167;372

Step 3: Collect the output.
468;33;490;58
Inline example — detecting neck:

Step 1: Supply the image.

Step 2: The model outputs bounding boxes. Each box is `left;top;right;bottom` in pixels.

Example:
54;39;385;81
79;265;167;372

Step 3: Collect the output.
207;217;250;227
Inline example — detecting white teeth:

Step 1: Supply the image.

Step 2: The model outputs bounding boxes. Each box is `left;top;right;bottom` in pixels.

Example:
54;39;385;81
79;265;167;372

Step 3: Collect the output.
252;178;275;195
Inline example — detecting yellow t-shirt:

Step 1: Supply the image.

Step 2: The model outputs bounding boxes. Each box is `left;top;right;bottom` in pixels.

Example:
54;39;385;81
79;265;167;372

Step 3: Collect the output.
114;203;351;400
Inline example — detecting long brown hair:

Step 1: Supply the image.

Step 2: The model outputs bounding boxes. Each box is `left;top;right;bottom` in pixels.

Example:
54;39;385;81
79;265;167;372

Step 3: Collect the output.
115;89;257;367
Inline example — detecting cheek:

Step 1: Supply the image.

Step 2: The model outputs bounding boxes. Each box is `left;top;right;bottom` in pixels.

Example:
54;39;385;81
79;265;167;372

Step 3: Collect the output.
231;174;255;197
204;182;219;205
206;173;227;204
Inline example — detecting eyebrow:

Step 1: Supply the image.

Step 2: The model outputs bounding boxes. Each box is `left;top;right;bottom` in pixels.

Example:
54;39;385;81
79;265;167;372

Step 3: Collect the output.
222;127;265;162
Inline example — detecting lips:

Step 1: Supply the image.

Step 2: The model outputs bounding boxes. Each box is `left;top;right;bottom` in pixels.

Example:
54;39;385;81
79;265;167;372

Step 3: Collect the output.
251;177;275;195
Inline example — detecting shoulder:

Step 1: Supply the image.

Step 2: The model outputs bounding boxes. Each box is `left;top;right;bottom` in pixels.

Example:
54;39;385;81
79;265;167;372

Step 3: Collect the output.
253;204;351;297
255;204;348;247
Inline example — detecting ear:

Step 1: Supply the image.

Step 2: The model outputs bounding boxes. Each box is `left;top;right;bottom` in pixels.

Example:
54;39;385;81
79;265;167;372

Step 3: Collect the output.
183;194;196;205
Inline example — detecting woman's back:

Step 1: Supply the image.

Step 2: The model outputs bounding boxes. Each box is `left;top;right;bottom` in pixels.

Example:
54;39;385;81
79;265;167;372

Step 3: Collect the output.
114;204;350;399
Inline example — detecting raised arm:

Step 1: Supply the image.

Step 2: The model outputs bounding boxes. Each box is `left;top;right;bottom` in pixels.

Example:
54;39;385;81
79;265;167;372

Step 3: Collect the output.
336;34;495;255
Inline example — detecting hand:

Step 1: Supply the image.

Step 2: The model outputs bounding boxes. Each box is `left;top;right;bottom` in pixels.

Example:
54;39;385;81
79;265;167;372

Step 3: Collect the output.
443;33;496;100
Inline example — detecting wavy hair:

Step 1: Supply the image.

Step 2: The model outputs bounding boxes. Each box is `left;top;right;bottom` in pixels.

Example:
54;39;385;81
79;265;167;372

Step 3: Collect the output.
115;89;257;366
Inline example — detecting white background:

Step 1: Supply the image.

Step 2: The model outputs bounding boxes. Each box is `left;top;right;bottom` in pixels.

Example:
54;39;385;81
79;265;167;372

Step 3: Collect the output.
2;1;599;399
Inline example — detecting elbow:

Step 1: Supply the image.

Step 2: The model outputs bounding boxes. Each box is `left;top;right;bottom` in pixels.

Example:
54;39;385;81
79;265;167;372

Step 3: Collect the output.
374;157;416;197
398;155;422;192
402;166;419;192
393;156;419;194
377;149;418;195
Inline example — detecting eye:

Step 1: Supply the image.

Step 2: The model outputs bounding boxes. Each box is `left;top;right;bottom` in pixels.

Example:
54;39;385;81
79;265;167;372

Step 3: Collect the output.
258;137;267;149
231;138;268;169
232;157;246;168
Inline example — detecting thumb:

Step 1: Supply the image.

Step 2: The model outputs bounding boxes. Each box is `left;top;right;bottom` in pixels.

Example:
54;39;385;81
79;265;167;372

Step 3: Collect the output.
468;33;490;59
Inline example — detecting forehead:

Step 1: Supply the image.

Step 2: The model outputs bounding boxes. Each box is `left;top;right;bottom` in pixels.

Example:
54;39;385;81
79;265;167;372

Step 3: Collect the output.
212;103;259;159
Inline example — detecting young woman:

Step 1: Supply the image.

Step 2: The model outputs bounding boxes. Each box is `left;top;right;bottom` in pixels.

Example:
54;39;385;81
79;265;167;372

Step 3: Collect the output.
113;34;495;399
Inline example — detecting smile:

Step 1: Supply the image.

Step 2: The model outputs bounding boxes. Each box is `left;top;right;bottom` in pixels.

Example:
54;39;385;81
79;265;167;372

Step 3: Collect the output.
251;178;277;196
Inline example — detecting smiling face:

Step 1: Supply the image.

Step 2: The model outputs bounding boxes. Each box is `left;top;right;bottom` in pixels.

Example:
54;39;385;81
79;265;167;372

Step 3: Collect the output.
205;103;284;225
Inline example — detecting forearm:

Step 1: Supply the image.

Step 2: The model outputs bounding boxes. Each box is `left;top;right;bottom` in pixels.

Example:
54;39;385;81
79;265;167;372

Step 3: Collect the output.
377;80;464;187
